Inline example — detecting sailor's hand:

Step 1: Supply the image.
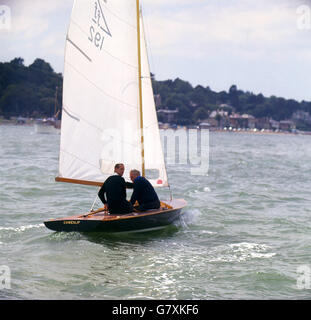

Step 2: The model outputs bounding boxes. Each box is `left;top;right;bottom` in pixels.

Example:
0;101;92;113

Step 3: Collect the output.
104;204;108;211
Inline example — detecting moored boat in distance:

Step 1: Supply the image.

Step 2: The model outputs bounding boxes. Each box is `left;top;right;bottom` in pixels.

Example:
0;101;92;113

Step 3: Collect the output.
35;86;61;134
34;117;61;134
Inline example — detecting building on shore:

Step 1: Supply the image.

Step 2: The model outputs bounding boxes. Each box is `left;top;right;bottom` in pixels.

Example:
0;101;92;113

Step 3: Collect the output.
157;109;179;123
279;120;296;131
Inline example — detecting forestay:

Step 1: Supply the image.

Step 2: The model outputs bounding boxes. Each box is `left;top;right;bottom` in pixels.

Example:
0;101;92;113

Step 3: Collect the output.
57;0;168;187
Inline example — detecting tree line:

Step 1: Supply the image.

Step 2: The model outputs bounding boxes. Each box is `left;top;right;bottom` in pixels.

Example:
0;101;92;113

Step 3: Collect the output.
0;58;62;119
152;77;311;128
1;58;310;129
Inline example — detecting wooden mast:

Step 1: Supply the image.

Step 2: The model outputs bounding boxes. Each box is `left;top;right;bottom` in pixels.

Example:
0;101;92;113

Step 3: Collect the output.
136;0;145;177
54;86;58;117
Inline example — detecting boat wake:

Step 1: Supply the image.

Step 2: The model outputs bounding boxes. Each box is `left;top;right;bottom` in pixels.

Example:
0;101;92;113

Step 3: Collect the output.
174;208;201;229
0;223;44;233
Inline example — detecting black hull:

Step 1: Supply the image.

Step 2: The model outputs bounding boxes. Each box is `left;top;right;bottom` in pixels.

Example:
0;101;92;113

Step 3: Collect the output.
44;199;187;233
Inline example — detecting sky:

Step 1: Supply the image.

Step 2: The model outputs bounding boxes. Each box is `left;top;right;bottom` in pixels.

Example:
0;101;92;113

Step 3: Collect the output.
0;0;310;102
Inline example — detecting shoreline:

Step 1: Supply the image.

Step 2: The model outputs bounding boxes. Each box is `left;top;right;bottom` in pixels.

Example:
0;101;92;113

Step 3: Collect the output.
1;118;311;136
209;128;311;136
160;127;311;136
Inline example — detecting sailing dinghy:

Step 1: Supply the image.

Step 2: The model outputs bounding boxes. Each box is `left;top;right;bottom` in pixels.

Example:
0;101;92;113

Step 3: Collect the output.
44;0;187;233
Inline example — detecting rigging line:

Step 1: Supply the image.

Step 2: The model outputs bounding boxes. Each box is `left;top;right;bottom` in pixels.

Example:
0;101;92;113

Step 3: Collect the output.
168;184;173;201
64;60;139;110
89;192;99;212
140;4;157;84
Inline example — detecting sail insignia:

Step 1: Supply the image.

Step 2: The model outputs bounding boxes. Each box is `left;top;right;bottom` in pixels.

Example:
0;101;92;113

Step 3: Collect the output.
91;0;112;37
88;0;112;51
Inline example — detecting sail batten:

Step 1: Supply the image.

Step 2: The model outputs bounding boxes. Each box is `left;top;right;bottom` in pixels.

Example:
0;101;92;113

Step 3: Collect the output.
67;37;92;62
58;0;168;187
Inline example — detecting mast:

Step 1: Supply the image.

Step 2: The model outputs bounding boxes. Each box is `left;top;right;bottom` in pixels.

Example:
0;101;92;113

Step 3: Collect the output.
136;0;145;177
54;86;58;117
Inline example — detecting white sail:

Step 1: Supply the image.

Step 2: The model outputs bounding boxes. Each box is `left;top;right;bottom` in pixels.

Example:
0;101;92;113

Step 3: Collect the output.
140;15;168;187
57;0;168;187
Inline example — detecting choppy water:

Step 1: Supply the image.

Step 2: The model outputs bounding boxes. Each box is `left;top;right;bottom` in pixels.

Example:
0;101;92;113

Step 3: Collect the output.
1;125;311;300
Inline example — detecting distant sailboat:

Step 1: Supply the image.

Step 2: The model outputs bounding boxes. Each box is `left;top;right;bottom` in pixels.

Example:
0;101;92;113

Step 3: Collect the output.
44;0;186;233
34;86;61;134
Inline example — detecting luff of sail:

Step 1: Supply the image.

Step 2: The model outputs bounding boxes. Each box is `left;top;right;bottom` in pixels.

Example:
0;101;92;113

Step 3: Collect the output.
140;12;168;187
56;0;168;187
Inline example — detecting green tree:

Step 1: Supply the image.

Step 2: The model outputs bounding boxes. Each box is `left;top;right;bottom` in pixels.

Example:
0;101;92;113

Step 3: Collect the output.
229;85;239;110
194;107;208;122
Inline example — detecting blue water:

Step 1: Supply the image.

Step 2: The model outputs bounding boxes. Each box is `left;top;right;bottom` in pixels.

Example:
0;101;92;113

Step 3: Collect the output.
1;125;311;299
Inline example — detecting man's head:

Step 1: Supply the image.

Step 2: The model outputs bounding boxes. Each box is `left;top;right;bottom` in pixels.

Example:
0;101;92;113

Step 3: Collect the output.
130;169;141;182
114;163;125;176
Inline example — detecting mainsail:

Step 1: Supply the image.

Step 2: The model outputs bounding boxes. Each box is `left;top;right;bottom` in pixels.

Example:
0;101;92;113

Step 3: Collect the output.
57;0;168;187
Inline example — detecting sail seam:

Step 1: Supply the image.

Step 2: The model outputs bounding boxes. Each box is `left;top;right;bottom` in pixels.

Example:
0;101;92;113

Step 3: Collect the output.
60;147;143;175
60;148;102;171
65;60;139;110
101;3;136;30
62;104;143;149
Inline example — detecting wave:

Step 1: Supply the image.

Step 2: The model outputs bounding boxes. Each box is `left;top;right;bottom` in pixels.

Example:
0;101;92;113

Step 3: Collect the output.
0;223;44;233
209;242;276;263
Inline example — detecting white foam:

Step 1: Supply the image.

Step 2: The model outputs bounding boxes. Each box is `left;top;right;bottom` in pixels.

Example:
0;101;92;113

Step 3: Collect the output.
0;223;44;232
209;242;276;263
231;242;276;260
250;252;276;259
229;242;270;251
201;230;217;235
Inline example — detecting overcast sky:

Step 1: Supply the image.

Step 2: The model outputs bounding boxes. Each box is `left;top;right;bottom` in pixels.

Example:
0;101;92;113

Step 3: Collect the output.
0;0;310;102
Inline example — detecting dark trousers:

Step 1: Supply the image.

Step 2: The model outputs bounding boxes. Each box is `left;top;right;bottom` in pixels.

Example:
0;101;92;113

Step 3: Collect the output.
108;201;133;215
135;200;160;212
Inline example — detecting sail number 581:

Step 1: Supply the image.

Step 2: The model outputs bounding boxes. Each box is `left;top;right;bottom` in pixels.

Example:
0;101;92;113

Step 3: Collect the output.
88;26;104;50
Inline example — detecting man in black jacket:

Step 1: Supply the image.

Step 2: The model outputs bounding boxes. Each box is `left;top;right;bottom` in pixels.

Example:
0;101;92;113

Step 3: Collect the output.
129;169;160;211
98;163;133;214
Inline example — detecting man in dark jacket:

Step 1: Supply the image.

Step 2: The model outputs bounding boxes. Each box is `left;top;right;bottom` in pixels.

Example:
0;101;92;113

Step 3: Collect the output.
129;169;160;211
98;163;133;214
